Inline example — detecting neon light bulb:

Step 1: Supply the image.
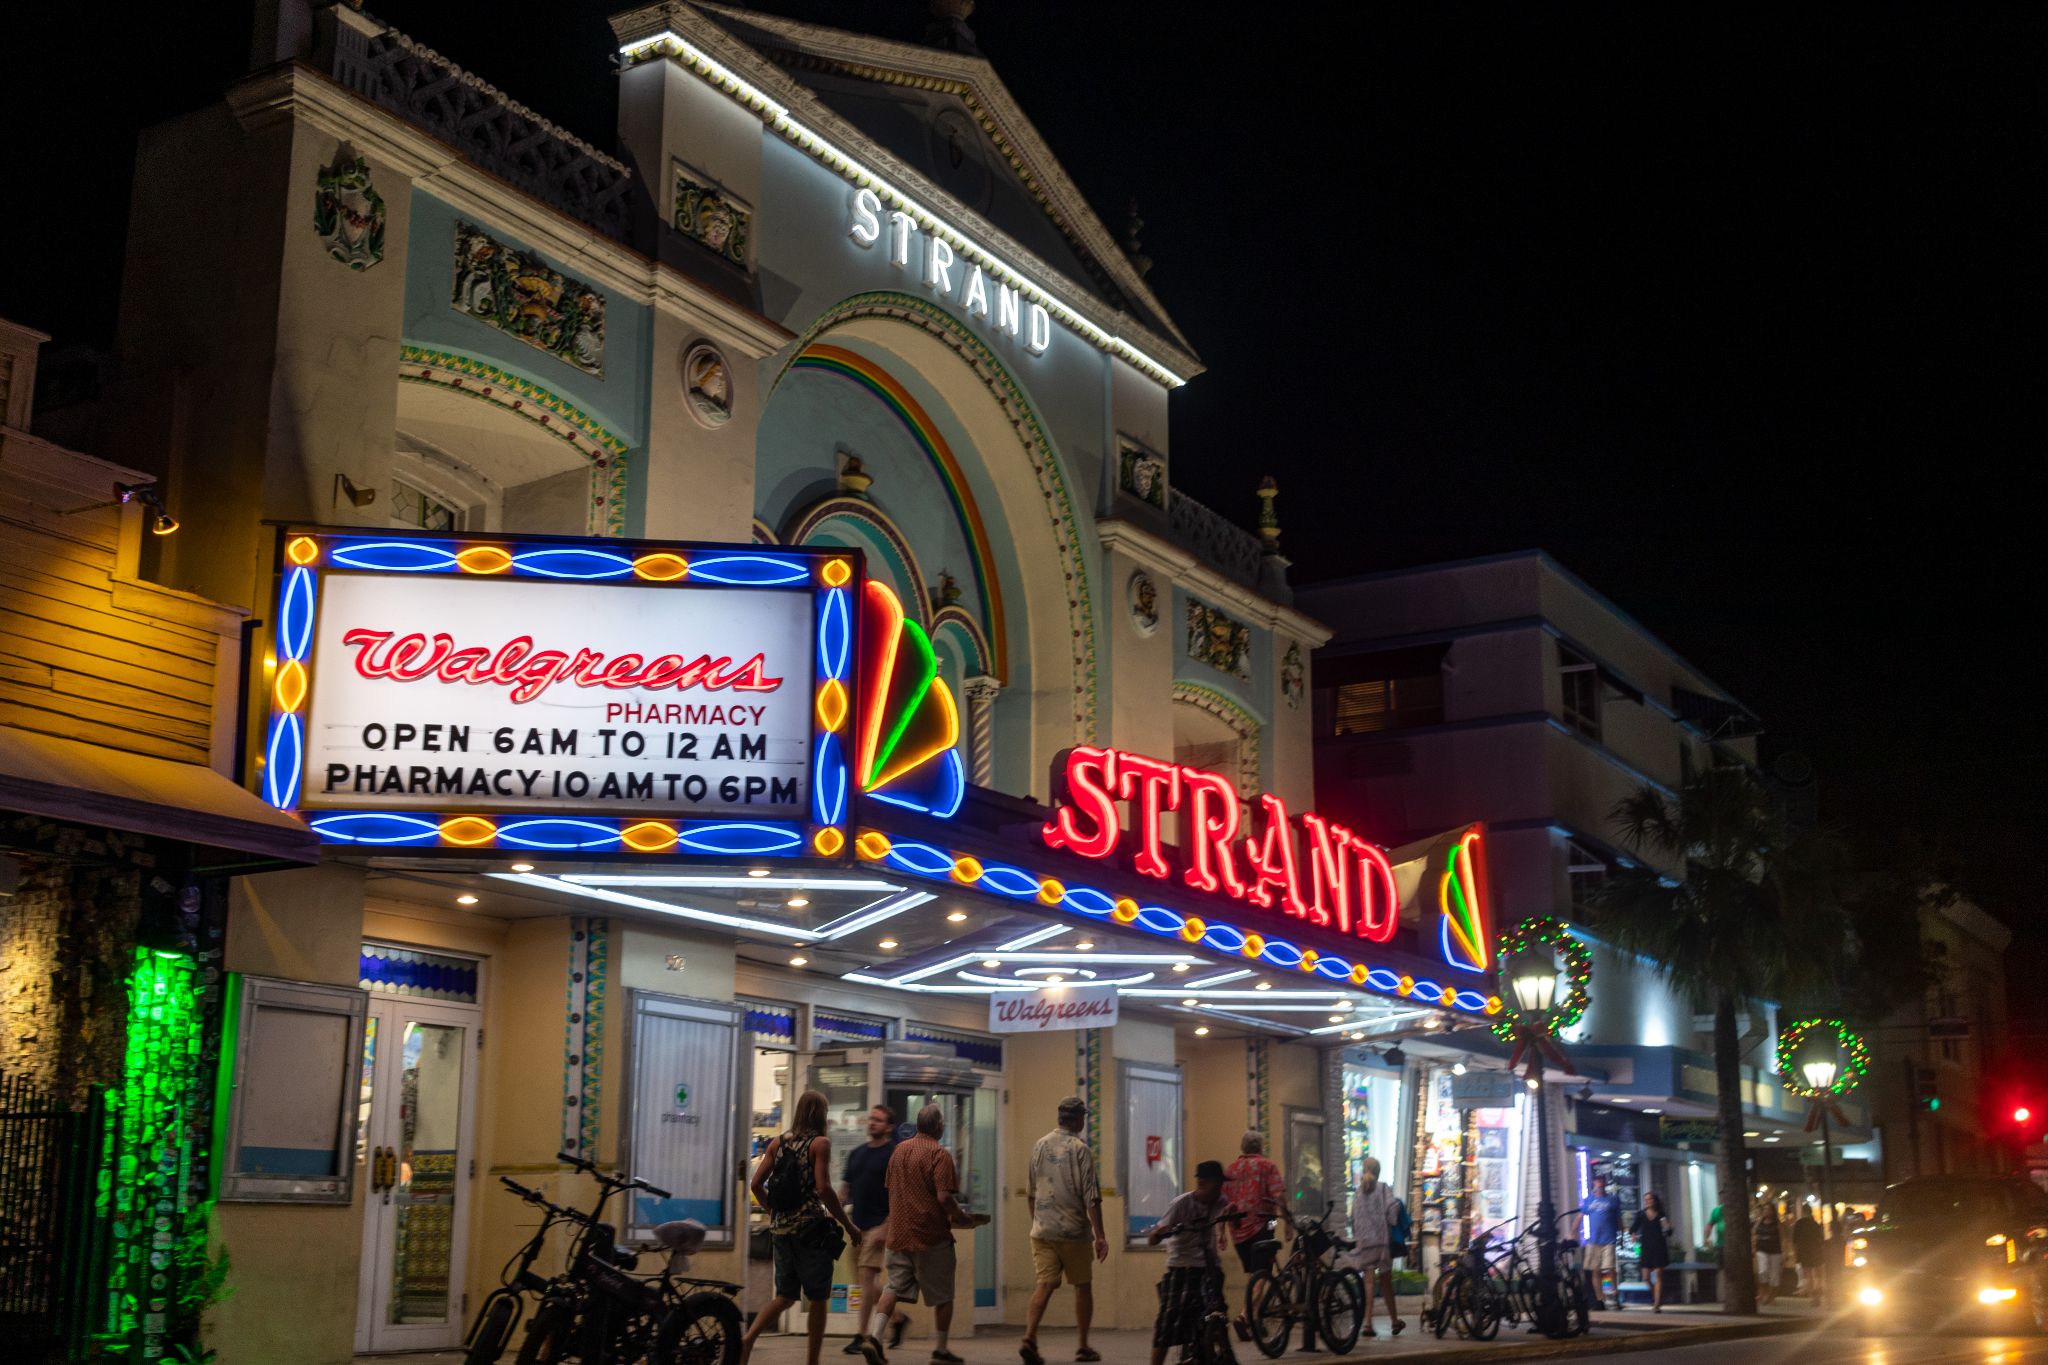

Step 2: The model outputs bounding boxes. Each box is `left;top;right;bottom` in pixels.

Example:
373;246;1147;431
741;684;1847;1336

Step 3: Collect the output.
1180;767;1247;898
1298;813;1351;931
1116;752;1182;880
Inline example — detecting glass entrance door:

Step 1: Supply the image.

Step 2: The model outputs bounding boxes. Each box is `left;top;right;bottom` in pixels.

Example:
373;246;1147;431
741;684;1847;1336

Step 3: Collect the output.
809;1050;884;1328
354;995;479;1353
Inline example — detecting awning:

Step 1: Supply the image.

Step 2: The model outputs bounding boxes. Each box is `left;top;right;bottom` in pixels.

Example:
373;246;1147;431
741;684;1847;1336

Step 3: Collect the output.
0;725;319;868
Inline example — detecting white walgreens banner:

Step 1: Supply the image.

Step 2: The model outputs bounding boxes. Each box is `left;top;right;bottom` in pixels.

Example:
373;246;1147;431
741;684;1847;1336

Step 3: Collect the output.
302;573;811;818
989;985;1120;1034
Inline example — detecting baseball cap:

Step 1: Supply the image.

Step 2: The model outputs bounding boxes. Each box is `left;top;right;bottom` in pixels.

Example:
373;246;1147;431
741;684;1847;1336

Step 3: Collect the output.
1195;1160;1226;1182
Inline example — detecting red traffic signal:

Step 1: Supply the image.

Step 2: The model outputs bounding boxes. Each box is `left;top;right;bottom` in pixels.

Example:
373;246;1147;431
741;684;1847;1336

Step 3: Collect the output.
2017;1106;2033;1125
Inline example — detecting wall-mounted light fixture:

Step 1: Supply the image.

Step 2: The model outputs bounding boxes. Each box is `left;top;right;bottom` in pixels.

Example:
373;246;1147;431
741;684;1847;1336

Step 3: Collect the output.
68;481;179;535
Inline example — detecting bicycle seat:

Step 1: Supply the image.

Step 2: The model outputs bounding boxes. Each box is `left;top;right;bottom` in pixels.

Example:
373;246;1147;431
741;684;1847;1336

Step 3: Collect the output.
655;1219;708;1275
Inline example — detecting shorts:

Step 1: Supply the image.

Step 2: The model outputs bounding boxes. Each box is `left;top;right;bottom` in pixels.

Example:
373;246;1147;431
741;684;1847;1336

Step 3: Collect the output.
1153;1267;1223;1349
1757;1251;1784;1283
1031;1236;1094;1287
1233;1235;1278;1276
773;1223;840;1302
1347;1241;1391;1273
885;1242;958;1307
1583;1243;1616;1278
858;1224;888;1272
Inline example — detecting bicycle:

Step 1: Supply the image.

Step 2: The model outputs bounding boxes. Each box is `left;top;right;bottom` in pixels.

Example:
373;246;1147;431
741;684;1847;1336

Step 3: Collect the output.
463;1175;592;1364
1423;1221;1513;1340
1159;1208;1244;1365
1242;1212;1364;1358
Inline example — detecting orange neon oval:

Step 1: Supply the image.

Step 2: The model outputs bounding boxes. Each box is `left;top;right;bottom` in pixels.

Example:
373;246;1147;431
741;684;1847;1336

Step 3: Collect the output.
1299;949;1320;971
634;552;688;582
950;856;983;885
274;660;308;713
1397;975;1416;997
820;558;852;587
852;830;891;861
455;545;513;575
440;816;498;847
1242;933;1265;958
1112;898;1141;924
621;821;678;853
1036;878;1065;906
1180;917;1206;943
815;680;849;733
815;827;848;857
1349;964;1370;987
285;536;319;565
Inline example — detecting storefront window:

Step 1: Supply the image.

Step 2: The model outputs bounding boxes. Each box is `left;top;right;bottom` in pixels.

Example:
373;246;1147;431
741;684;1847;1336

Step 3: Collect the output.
1285;1108;1327;1219
1120;1061;1183;1243
1338;1059;1405;1217
623;991;740;1242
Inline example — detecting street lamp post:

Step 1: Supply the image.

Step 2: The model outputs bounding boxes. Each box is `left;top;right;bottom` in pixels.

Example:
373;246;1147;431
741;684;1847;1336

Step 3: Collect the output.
1509;949;1564;1337
1780;1020;1869;1311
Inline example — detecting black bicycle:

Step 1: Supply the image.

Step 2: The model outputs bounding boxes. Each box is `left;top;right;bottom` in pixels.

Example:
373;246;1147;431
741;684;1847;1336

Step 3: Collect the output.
463;1175;591;1364
1163;1208;1244;1365
1242;1211;1363;1357
513;1150;743;1365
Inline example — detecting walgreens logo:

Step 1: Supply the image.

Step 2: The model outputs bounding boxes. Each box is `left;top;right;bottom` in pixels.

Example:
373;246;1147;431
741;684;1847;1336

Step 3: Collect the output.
337;629;783;704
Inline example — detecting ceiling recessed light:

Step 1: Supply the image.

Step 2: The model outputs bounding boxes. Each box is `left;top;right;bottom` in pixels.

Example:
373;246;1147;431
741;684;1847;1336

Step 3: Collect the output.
1743;1131;1761;1138
982;959;1001;969
1172;962;1191;972
1181;998;1199;1007
1452;1062;1467;1076
747;868;770;878
1194;1026;1210;1036
1076;940;1095;950
946;911;967;923
1328;1014;1344;1023
788;955;808;967
1046;974;1064;984
456;893;479;905
787;895;810;908
1349;1032;1366;1041
510;862;535;873
1644;1107;1661;1114
878;939;898;950
1255;981;1272;991
1763;1135;1780;1143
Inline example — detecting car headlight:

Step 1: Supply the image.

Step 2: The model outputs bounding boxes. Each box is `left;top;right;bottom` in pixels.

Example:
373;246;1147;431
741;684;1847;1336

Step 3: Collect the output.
1850;1236;1869;1252
1978;1287;2019;1305
1851;1255;1867;1267
1858;1286;1884;1307
1987;1234;2008;1247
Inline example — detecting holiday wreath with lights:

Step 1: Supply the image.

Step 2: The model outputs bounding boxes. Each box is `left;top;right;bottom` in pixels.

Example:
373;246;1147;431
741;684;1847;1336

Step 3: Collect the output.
1775;1017;1871;1099
1489;915;1593;1044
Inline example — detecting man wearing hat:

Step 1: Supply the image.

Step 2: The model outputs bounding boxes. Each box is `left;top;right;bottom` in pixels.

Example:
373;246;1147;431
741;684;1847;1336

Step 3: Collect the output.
1144;1160;1232;1365
1020;1096;1108;1365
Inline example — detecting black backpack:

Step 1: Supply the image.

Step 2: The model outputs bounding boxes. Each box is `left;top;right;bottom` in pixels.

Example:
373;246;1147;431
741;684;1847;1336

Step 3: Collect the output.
760;1134;815;1213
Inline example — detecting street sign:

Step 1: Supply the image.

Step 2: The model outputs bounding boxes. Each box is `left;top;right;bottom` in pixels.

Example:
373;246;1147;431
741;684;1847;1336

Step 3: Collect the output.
1450;1071;1520;1109
1658;1116;1718;1144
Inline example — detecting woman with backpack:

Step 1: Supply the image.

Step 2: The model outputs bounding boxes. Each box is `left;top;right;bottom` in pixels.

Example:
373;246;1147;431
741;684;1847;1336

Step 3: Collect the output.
741;1090;864;1365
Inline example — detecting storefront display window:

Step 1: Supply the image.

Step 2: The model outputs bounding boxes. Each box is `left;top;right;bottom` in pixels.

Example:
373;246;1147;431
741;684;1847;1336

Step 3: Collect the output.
1285;1108;1326;1218
1338;1059;1405;1217
1120;1061;1183;1241
622;991;741;1241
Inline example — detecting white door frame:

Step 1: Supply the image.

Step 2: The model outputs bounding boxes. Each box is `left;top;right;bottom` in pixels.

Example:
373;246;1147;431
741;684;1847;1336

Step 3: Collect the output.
353;991;482;1354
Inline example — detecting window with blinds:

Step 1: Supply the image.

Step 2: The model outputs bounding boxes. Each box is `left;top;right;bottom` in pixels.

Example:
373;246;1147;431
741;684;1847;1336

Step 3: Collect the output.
1558;643;1600;740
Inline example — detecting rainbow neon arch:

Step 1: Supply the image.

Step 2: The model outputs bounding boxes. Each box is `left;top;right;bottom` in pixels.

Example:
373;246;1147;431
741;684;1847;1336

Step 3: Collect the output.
1439;829;1492;973
857;580;965;818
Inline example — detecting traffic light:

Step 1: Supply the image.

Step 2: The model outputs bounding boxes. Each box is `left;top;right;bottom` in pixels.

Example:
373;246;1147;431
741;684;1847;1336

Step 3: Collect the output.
2017;1106;2033;1125
1910;1064;1940;1113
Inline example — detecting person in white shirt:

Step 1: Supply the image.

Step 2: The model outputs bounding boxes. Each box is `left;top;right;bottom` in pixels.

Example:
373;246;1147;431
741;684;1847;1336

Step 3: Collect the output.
1343;1157;1405;1337
1144;1161;1232;1365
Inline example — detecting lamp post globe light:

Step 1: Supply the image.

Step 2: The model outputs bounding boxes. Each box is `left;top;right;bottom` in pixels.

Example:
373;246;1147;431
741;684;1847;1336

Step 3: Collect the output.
1776;1018;1871;1308
1507;944;1565;1332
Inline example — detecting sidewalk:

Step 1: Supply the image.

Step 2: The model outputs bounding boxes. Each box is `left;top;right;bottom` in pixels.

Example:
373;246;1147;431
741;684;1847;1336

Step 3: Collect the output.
352;1295;1824;1365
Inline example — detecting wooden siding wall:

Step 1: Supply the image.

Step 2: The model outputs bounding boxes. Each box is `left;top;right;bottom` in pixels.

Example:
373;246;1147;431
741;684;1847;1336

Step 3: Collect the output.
0;432;242;771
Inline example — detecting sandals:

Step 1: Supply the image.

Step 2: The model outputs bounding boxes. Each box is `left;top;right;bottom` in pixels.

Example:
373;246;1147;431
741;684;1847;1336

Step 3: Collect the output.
1019;1340;1044;1365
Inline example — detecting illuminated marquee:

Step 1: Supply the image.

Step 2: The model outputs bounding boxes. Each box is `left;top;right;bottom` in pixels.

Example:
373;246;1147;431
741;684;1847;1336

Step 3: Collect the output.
262;530;862;858
1040;746;1491;972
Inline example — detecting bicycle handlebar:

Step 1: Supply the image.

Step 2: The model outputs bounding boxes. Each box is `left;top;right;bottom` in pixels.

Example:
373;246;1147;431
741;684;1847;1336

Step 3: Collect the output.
556;1150;674;1200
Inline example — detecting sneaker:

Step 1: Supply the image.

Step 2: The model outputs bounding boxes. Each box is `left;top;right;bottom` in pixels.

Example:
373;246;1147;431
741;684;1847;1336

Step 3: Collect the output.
1076;1350;1102;1362
859;1336;887;1365
889;1316;910;1350
932;1352;964;1365
1019;1339;1043;1365
845;1339;867;1355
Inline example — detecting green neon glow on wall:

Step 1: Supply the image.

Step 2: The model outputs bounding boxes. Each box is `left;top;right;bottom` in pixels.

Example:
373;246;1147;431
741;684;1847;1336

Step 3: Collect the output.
101;947;214;1360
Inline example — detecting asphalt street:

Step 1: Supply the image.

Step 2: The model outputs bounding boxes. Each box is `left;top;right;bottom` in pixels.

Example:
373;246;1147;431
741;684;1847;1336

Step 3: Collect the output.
1614;1335;2048;1365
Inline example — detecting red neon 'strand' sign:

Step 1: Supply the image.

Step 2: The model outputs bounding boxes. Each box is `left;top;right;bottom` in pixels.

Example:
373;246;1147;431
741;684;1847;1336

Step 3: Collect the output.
1040;746;1400;942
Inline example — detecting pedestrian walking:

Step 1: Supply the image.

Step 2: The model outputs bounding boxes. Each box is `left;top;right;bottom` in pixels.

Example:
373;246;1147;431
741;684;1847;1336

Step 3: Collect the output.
1144;1159;1234;1365
741;1090;864;1365
1342;1156;1406;1337
1578;1176;1622;1310
1792;1206;1823;1297
1221;1130;1286;1275
1632;1193;1674;1312
1020;1096;1109;1365
859;1105;974;1365
1753;1201;1783;1307
841;1104;909;1354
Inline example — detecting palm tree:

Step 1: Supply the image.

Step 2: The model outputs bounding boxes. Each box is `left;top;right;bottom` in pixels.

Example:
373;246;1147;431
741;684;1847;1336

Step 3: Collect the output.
1587;764;1844;1316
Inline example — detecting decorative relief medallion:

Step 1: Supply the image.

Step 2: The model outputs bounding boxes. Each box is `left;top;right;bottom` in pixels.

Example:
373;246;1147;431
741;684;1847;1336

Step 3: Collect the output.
451;222;606;375
1128;571;1160;637
682;343;733;427
1186;598;1251;680
1281;643;1306;710
313;145;385;270
673;165;750;267
1118;440;1166;510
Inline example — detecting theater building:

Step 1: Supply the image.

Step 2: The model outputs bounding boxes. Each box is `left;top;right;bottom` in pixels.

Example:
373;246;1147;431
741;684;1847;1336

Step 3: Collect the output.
68;4;1508;1360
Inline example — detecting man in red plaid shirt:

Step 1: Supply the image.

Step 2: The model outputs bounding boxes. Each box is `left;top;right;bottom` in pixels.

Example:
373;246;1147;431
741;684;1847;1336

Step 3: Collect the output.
1221;1131;1287;1274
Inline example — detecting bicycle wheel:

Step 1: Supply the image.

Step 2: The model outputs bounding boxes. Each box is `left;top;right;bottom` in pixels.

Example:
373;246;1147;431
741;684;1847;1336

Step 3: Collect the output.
657;1291;744;1365
1459;1275;1504;1342
515;1294;575;1365
1557;1263;1590;1337
1246;1272;1294;1359
1315;1269;1364;1354
1426;1269;1459;1339
465;1293;520;1365
1196;1311;1239;1365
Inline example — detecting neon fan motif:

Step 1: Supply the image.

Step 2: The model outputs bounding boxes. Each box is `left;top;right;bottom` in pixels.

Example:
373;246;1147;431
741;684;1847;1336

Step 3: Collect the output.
855;580;965;819
1438;829;1491;973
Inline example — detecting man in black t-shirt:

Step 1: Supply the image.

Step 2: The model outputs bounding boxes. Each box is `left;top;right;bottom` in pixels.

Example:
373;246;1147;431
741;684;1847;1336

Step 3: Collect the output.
840;1104;908;1351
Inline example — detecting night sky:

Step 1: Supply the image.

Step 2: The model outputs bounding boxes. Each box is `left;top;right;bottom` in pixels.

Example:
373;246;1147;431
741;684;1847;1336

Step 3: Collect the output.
6;4;2042;1008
